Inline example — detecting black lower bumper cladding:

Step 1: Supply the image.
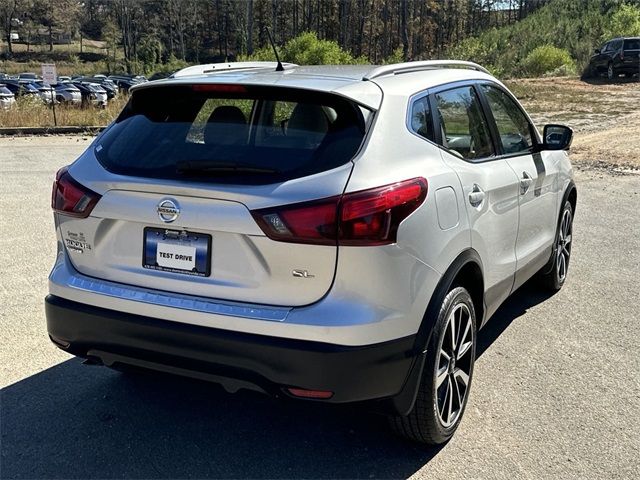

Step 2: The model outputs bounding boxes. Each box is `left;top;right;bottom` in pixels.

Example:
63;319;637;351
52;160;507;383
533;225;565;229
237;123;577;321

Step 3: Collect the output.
45;295;420;407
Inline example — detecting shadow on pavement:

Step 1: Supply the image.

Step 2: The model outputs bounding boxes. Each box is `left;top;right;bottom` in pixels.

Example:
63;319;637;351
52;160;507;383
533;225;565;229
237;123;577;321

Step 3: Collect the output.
477;281;555;358
2;282;552;479
580;75;639;85
1;360;439;479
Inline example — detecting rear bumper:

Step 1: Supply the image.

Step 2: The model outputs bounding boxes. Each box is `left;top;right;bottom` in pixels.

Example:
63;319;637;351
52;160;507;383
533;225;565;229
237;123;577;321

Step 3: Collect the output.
45;295;419;405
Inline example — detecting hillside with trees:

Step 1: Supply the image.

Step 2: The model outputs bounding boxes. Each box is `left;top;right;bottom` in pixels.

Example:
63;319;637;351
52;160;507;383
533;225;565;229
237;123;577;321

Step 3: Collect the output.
1;0;639;77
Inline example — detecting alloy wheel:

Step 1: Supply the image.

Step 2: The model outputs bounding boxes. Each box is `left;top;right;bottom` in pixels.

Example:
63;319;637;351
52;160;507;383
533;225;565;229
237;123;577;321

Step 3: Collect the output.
607;63;614;80
556;208;572;282
435;303;474;428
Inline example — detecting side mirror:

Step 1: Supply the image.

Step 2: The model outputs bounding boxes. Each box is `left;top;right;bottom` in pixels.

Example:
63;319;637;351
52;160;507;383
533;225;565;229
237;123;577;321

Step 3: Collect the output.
594;48;601;54
543;124;573;151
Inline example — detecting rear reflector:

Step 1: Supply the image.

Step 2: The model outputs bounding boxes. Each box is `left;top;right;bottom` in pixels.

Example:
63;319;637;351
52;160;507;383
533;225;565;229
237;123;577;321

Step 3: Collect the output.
51;166;101;218
287;388;334;399
252;177;428;246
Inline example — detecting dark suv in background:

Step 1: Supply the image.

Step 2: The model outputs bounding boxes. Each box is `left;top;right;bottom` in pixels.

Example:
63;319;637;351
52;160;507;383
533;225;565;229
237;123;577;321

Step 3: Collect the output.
586;37;640;80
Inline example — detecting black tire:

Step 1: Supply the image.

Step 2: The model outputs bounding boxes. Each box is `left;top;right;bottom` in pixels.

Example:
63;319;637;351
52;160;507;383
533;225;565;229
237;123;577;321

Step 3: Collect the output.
388;287;476;445
539;200;573;291
607;62;615;81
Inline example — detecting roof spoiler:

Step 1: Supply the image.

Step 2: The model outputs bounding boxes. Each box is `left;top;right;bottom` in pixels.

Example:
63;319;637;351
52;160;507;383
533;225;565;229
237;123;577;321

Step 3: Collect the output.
363;60;490;80
171;61;298;78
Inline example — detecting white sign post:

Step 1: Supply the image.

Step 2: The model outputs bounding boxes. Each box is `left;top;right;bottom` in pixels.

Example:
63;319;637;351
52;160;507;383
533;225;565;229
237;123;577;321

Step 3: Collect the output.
41;63;57;126
41;63;56;84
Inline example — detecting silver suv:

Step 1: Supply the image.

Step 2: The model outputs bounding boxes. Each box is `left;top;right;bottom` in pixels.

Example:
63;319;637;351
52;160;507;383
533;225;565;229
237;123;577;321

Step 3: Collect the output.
46;61;576;445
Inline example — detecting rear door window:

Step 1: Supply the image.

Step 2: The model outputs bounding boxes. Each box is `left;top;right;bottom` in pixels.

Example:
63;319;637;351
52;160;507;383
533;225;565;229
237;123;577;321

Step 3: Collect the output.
624;39;640;50
95;85;367;185
434;86;495;161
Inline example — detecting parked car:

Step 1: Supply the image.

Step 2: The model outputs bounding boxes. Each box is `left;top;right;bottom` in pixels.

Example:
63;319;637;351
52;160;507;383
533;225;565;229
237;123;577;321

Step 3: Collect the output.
18;72;39;81
71;81;108;108
0;84;16;110
46;61;576;445
148;71;173;81
586;37;640;80
32;81;56;104
57;76;72;83
2;80;41;99
55;83;82;105
108;74;147;92
74;77;118;99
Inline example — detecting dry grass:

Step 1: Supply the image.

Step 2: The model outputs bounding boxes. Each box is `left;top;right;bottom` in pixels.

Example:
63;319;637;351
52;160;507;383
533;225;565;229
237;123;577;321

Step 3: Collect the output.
507;77;640;170
0;95;128;128
505;76;640;132
1;59;107;76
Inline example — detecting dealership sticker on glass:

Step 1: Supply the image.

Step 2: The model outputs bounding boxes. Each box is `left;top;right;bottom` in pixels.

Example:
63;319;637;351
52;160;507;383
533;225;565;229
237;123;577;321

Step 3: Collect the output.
143;228;211;277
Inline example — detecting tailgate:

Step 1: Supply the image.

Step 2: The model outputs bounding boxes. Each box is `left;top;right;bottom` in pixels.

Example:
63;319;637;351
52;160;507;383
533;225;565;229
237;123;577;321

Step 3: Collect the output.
56;83;369;307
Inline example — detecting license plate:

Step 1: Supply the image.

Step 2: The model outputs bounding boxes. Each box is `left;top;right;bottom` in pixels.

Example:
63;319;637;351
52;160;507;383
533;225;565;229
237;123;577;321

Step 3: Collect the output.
143;227;211;277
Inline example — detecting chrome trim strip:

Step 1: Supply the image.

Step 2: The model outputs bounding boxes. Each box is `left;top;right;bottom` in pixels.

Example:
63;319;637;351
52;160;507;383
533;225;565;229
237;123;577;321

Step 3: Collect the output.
50;257;290;322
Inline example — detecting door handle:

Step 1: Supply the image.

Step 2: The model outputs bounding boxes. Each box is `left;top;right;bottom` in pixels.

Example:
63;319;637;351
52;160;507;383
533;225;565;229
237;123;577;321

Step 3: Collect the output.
520;171;533;195
468;184;485;207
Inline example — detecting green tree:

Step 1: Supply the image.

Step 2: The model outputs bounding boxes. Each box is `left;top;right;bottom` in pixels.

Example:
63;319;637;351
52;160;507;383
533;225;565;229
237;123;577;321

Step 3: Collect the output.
242;31;365;65
520;44;576;76
0;0;29;56
603;3;640;39
32;0;80;51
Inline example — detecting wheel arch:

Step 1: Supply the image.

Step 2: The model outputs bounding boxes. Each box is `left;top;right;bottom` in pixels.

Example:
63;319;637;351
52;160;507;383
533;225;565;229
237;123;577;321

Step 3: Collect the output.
540;180;577;276
414;248;485;351
565;181;577;215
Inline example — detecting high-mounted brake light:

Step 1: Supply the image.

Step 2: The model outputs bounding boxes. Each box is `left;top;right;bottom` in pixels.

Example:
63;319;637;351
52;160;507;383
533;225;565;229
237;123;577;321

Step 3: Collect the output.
191;84;248;93
51;167;101;218
251;178;428;246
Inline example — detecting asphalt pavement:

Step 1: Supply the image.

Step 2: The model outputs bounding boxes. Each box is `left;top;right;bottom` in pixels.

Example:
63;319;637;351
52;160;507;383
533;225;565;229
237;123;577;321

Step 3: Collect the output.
1;136;638;479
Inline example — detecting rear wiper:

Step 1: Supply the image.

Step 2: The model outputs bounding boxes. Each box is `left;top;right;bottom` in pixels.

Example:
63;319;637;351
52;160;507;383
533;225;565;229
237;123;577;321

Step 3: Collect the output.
176;161;280;175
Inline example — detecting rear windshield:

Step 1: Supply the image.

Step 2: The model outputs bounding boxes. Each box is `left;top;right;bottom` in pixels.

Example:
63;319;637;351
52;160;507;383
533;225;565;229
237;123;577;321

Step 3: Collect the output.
624;39;640;50
95;85;368;184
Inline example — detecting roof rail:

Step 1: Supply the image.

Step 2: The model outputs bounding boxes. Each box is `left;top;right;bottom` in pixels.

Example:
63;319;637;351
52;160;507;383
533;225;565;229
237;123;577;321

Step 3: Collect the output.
171;61;298;78
362;60;490;80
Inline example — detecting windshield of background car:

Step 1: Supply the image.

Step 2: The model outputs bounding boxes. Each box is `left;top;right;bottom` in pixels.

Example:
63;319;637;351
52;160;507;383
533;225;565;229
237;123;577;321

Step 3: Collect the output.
95;85;368;185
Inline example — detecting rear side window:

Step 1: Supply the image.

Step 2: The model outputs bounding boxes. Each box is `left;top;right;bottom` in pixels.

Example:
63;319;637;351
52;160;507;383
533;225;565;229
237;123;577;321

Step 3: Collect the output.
409;96;435;142
480;84;534;155
434;86;494;161
624;39;640;50
95;85;367;185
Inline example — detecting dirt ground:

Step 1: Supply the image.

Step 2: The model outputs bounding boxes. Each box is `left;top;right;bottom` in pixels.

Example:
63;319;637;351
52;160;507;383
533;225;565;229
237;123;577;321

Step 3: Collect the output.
507;77;640;171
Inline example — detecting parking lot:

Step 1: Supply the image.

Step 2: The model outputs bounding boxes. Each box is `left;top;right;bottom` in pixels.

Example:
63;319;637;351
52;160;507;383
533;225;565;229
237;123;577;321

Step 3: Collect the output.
1;136;639;479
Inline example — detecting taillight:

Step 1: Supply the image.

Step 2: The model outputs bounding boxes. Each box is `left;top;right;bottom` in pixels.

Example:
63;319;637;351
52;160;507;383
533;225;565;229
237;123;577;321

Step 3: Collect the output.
51;167;101;218
252;197;339;245
251;177;427;246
